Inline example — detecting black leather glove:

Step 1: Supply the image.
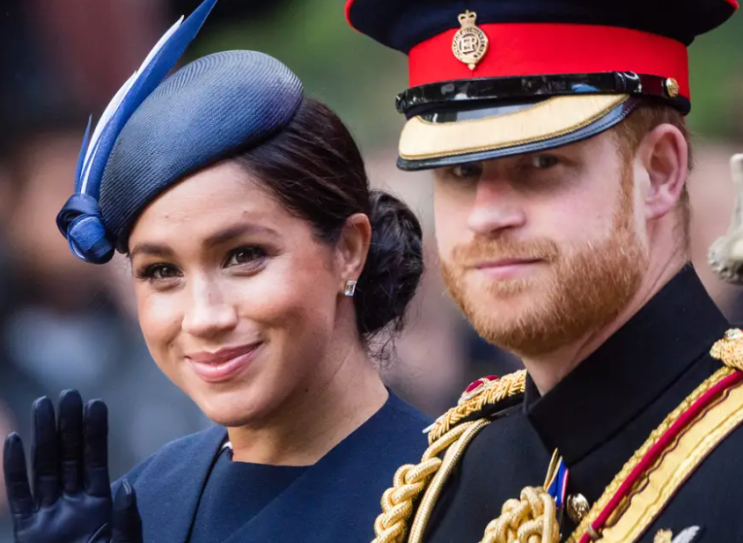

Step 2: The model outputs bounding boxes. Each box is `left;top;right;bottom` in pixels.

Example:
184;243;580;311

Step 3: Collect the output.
3;390;142;543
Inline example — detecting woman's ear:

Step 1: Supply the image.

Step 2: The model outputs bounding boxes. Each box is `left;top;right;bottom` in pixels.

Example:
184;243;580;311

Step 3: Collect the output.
636;123;688;221
336;213;372;289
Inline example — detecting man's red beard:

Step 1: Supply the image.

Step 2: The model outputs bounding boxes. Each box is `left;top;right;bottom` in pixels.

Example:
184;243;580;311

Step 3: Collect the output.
439;168;648;357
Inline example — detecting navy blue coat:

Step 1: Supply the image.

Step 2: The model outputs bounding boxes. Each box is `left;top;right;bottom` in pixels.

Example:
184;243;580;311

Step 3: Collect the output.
113;392;430;543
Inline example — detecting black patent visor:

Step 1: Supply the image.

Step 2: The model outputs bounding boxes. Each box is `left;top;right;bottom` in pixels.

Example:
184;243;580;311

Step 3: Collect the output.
396;72;689;118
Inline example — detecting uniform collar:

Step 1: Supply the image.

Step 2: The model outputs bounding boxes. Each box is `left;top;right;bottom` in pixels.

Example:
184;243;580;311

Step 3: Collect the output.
523;265;729;465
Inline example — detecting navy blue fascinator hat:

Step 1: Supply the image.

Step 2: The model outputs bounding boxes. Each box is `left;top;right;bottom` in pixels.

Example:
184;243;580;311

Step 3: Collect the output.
56;0;304;263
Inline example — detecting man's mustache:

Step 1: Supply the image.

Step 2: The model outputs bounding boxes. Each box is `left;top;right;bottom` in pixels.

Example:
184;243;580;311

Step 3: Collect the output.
449;237;560;268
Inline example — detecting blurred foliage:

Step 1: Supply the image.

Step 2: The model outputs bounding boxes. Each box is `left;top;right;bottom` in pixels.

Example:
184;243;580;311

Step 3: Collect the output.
188;0;743;150
687;14;743;142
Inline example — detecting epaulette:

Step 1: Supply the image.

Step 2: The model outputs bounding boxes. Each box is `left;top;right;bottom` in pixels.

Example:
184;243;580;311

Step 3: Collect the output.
424;370;527;444
471;330;743;543
370;370;527;543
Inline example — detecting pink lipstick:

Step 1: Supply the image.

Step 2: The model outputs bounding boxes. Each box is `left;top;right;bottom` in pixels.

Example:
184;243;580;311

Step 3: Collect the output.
186;343;262;383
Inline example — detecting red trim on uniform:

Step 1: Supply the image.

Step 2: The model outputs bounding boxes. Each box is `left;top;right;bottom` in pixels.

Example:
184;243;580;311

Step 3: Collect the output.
725;0;739;8
409;23;690;98
576;370;743;543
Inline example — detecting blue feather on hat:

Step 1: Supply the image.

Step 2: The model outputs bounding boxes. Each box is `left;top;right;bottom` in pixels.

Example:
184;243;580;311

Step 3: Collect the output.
57;0;218;264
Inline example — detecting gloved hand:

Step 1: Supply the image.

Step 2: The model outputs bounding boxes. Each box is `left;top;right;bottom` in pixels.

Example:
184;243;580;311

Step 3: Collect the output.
2;390;142;543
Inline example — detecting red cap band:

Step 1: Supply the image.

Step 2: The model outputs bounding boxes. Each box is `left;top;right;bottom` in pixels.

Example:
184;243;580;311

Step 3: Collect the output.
409;23;690;98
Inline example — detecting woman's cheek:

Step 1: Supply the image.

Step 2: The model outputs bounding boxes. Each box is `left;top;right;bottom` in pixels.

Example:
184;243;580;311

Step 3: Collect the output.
232;263;334;327
136;290;184;362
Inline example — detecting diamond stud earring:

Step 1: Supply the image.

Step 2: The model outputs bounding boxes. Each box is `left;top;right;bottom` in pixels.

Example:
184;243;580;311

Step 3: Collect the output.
344;280;357;297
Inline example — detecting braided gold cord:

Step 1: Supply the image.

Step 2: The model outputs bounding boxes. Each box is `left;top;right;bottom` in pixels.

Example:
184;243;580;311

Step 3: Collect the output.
409;419;491;543
427;370;527;444
371;422;478;543
480;487;560;543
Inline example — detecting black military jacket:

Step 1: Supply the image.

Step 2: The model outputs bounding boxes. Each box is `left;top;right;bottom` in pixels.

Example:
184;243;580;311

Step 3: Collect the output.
423;266;743;543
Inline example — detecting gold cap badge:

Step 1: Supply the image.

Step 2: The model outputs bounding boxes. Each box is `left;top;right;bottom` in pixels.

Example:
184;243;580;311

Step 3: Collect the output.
664;77;679;98
452;10;489;70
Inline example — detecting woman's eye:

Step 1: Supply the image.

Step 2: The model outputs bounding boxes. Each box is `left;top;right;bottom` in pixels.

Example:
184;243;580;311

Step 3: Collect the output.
136;264;181;282
152;265;177;279
529;154;560;169
226;246;267;267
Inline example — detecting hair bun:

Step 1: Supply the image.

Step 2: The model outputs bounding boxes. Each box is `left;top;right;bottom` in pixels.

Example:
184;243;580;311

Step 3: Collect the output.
353;190;424;337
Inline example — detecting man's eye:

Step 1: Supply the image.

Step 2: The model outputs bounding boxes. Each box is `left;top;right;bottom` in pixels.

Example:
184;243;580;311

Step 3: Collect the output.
451;162;484;179
529;155;560;169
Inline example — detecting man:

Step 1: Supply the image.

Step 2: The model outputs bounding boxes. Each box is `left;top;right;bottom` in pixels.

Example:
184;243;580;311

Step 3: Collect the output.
346;0;743;542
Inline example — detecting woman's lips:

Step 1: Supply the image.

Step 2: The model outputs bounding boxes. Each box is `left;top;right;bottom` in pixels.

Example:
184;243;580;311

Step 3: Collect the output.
185;343;262;383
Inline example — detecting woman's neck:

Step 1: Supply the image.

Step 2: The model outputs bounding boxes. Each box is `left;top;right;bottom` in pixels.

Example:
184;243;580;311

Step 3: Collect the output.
226;338;388;466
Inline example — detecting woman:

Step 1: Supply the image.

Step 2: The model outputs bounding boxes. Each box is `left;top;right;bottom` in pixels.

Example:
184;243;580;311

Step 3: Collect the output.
2;1;430;542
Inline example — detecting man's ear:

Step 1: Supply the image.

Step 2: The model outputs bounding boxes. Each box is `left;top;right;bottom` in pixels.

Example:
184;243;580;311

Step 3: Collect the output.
635;123;688;221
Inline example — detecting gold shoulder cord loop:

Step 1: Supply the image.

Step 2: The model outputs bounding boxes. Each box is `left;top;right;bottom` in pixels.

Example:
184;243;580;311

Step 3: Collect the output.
480;485;560;543
371;420;490;543
408;418;491;543
475;457;563;543
371;370;528;543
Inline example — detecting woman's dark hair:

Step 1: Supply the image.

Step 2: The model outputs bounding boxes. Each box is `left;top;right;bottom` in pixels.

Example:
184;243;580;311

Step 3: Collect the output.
232;98;424;342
